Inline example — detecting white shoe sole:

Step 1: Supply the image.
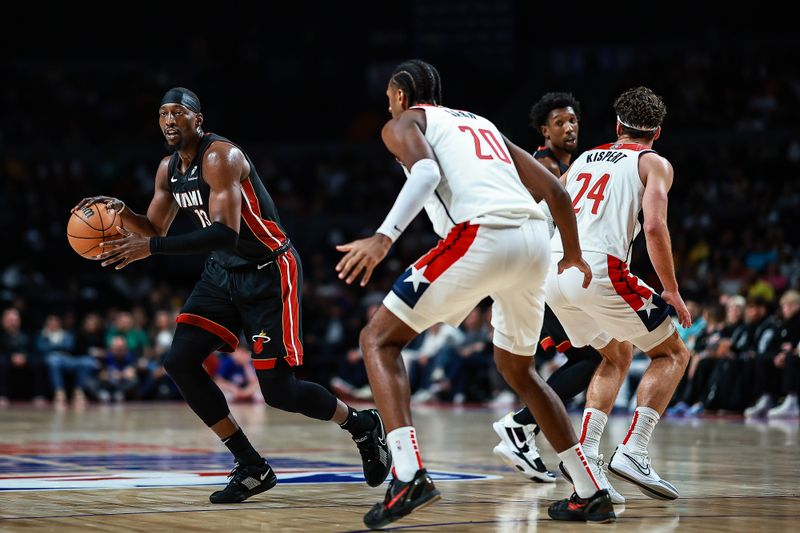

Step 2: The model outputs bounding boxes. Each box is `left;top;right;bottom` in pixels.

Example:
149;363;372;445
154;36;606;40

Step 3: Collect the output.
493;443;555;483
608;456;678;500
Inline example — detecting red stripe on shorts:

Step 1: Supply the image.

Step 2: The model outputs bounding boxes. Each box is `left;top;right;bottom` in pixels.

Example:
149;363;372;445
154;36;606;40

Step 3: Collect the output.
414;222;479;282
176;313;238;353
277;252;303;366
607;255;652;311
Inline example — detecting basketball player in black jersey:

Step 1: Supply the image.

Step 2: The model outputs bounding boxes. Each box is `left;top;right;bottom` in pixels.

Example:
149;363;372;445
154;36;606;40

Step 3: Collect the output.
73;88;391;503
492;93;609;489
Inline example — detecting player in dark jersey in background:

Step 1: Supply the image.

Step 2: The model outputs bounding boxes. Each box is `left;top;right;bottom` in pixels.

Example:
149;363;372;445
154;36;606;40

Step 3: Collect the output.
73;87;390;503
492;93;609;493
530;92;580;176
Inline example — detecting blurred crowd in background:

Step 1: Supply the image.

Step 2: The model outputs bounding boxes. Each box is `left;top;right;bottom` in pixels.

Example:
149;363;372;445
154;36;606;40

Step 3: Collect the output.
2;12;799;417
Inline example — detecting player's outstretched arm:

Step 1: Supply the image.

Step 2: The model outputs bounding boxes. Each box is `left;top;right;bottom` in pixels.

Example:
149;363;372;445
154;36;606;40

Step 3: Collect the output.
503;136;591;288
640;153;690;327
336;111;439;287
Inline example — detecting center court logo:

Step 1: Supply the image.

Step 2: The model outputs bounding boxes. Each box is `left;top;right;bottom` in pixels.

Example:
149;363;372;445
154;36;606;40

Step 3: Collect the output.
252;330;271;354
0;460;498;492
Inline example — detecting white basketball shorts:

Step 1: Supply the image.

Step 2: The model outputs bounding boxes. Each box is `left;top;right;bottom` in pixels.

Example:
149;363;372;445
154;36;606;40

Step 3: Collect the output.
384;219;551;356
545;251;676;352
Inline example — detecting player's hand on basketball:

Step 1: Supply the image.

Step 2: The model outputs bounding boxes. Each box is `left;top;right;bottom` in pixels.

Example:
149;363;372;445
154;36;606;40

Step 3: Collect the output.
335;234;392;287
661;289;691;328
557;254;592;288
72;196;126;215
95;226;151;269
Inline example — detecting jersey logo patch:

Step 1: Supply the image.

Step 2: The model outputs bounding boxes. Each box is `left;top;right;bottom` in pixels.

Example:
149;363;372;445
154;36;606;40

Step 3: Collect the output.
252;331;271;354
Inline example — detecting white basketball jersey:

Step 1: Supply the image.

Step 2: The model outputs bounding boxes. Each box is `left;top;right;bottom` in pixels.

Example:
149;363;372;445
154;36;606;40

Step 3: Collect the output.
552;142;656;263
404;105;545;238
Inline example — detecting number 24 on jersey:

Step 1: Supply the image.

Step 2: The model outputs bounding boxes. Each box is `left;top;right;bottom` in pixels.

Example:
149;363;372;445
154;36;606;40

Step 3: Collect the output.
572;173;610;214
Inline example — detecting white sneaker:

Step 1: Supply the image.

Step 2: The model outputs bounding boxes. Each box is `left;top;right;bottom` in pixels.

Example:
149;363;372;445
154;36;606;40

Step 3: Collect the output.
767;395;799;418
608;443;679;500
492;412;555;483
744;394;773;418
558;454;625;504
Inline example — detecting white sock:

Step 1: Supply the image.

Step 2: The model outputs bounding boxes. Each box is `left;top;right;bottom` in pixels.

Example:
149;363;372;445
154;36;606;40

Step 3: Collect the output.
387;426;422;482
579;408;608;458
622;406;660;455
558;443;601;498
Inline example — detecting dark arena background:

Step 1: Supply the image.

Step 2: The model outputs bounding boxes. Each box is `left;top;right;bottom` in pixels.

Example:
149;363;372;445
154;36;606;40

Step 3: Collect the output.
1;5;798;532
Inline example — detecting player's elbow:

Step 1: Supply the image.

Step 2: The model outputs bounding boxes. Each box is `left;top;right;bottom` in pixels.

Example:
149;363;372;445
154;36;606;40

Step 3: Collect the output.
544;185;570;208
409;159;441;191
643;219;667;236
211;222;239;248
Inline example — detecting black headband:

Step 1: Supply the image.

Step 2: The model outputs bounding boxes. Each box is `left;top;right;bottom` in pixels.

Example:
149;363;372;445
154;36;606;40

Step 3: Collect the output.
160;87;201;113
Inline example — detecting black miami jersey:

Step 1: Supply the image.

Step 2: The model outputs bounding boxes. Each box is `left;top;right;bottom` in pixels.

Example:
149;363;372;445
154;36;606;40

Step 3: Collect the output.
167;133;289;268
533;145;570;175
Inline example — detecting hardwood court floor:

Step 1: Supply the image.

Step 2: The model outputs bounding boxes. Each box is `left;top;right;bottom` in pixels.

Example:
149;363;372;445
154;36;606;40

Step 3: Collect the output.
0;402;798;532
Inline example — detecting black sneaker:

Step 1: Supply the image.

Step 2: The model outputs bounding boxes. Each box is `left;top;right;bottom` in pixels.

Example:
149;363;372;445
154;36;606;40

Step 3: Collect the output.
363;468;441;529
547;489;615;523
209;460;277;503
353;409;392;487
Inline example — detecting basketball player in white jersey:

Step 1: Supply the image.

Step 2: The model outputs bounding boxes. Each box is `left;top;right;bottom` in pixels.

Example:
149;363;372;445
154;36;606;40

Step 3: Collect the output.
336;60;616;528
546;87;692;502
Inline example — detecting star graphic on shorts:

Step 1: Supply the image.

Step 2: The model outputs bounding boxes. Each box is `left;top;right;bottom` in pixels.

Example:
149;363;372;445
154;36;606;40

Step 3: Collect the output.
404;265;430;292
641;294;658;317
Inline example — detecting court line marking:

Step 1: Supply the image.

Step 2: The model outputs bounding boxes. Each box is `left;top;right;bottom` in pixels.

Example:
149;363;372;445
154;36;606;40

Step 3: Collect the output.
2;496;799;522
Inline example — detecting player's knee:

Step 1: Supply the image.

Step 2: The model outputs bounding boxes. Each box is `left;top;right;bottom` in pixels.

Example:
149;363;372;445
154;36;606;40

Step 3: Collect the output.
162;349;188;377
359;322;400;358
494;352;531;389
263;388;298;412
673;344;690;370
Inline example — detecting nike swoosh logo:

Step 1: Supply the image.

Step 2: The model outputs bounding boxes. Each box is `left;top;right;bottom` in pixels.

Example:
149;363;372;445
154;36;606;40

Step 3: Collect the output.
512;450;546;473
257;262;271;270
506;427;527;451
622;452;651;476
170;175;178;183
260;471;269;481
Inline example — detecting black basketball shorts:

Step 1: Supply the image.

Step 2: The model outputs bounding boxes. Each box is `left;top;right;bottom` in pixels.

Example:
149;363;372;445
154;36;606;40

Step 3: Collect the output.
177;248;303;370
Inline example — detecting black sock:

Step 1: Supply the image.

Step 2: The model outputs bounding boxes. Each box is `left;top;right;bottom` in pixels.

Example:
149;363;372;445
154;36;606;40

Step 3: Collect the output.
339;406;376;436
222;429;263;466
513;407;536;426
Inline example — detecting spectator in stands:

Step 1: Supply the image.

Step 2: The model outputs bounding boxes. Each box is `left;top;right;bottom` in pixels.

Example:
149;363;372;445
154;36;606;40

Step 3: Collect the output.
135;309;180;400
0;308;47;406
406;323;465;403
88;335;138;403
446;307;493;405
39;314;93;408
105;311;149;357
213;347;262;403
765;290;800;417
743;297;785;416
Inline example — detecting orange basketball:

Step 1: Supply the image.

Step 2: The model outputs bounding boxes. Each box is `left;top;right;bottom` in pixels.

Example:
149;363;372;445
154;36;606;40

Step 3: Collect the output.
67;202;123;259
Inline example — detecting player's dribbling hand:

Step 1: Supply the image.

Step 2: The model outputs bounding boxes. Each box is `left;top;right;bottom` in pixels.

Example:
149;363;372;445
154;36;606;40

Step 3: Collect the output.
557;255;592;288
72;196;125;215
335;234;392;287
95;226;151;270
661;289;691;328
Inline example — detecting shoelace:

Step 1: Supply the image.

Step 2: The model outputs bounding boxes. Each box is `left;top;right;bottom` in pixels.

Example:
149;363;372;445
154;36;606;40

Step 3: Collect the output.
225;462;241;480
226;462;260;485
593;455;611;484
